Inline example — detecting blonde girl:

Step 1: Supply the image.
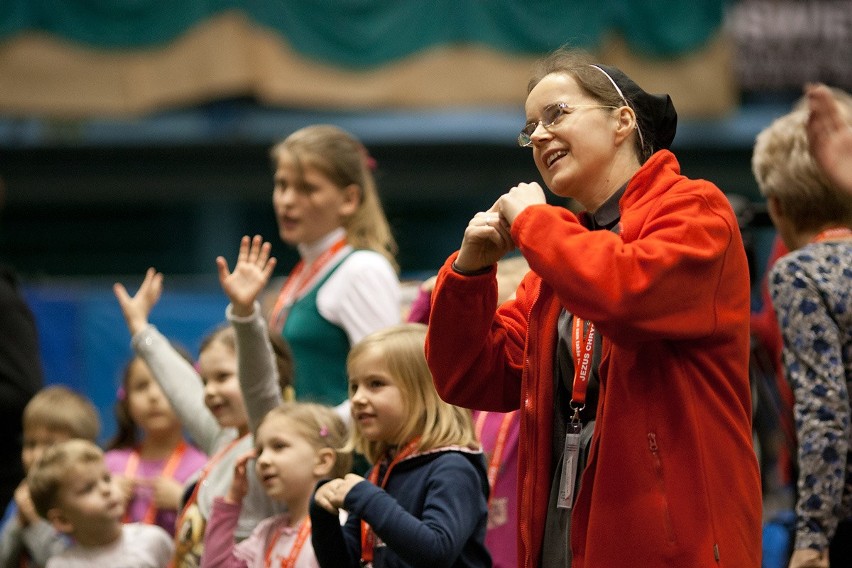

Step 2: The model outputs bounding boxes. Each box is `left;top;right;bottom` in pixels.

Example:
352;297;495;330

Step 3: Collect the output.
114;268;285;567
201;403;351;568
267;125;401;409
310;323;491;567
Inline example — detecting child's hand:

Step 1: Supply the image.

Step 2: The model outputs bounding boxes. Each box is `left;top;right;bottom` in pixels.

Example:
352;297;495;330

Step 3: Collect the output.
314;474;364;514
14;481;39;526
216;235;277;318
149;476;184;511
113;268;163;336
114;474;135;508
225;449;256;505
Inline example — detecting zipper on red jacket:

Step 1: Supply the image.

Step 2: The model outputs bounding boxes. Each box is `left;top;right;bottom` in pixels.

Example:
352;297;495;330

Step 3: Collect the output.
648;432;676;544
520;279;541;568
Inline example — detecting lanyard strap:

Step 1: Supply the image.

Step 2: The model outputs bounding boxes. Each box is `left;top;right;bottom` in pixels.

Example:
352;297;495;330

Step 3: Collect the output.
571;316;595;416
270;237;348;332
812;227;852;243
474;411;516;505
174;434;248;533
122;441;188;524
360;437;421;564
263;517;311;568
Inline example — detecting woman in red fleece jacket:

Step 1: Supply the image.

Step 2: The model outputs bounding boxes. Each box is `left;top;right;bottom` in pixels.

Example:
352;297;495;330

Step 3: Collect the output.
425;48;762;568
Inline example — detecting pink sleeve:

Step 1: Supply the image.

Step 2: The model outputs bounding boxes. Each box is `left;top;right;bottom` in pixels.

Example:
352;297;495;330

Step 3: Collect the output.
199;498;248;568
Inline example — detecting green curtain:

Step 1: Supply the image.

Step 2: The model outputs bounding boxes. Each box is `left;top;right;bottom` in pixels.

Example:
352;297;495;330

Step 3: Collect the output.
0;0;723;66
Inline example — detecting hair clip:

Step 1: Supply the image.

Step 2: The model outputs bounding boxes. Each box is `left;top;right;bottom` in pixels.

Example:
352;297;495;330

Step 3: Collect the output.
319;426;329;438
116;386;126;401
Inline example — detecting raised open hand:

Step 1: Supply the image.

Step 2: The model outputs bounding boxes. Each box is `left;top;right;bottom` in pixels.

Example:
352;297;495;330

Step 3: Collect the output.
113;268;163;336
216;235;277;318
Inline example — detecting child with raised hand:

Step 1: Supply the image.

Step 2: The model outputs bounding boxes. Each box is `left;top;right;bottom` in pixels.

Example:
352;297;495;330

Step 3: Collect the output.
0;385;100;568
310;323;491;568
202;402;351;568
216;234;291;416
267;125;401;409
28;439;173;568
104;354;207;536
113;270;281;566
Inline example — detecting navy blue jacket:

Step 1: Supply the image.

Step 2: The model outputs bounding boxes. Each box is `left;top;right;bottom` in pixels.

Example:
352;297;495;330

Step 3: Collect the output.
310;448;491;568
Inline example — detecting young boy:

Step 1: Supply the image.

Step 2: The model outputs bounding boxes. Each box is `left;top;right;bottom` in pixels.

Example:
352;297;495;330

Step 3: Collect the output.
0;386;100;567
28;439;174;568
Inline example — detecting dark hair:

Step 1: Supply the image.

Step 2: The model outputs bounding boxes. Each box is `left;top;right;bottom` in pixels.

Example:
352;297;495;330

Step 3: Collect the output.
106;343;193;451
528;48;677;163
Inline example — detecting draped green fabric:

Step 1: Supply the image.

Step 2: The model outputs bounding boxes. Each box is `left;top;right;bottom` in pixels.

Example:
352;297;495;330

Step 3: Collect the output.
0;0;723;66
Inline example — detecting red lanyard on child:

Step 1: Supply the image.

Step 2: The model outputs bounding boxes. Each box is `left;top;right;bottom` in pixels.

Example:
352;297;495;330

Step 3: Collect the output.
122;441;188;524
474;411;516;505
270;236;348;331
571;316;595;414
360;437;421;565
264;517;311;568
811;227;852;243
173;434;248;533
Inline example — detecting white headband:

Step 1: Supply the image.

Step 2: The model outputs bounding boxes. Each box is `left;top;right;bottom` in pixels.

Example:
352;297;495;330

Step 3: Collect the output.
589;64;645;152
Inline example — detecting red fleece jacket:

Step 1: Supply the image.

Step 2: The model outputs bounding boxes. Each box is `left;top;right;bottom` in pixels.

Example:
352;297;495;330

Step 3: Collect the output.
426;150;762;568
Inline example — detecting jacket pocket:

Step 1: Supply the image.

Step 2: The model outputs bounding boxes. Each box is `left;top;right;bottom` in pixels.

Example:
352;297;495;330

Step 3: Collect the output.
648;432;677;545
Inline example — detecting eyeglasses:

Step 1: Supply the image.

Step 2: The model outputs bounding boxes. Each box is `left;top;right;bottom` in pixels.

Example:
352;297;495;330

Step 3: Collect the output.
518;102;618;147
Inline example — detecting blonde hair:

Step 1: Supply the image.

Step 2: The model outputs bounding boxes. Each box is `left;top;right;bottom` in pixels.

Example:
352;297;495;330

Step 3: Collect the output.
257;402;352;478
23;386;100;442
270;125;399;272
28;439;104;519
753;88;852;233
347;323;478;464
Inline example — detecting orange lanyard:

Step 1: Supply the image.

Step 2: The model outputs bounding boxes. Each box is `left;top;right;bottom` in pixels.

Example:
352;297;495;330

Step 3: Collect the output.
571;316;595;413
474;411;516;505
270;237;348;332
812;227;852;243
122;441;188;524
174;434;248;533
360;437;421;565
264;517;311;568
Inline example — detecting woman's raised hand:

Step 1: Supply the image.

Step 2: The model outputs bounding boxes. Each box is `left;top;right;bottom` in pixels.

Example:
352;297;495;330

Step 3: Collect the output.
216;235;277;318
113;267;163;336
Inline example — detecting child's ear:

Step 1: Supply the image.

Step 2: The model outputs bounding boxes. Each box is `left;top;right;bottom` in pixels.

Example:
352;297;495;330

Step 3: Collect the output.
47;507;73;534
338;184;361;218
313;448;337;478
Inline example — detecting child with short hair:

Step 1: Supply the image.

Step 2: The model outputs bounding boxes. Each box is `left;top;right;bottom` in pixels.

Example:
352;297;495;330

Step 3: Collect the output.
28;439;173;567
310;323;491;567
201;402;352;567
0;386;100;567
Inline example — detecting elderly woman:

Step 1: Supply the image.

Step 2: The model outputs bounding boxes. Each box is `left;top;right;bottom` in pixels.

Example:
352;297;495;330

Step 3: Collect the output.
425;48;762;568
754;87;852;568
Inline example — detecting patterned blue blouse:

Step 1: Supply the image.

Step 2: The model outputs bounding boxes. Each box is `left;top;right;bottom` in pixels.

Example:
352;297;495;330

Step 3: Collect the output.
769;239;852;553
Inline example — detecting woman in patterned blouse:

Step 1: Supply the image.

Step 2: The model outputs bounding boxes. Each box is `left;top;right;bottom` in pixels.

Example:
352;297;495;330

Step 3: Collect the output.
753;86;852;568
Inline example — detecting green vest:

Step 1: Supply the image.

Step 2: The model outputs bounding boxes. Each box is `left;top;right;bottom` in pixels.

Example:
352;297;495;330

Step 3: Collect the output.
282;256;352;405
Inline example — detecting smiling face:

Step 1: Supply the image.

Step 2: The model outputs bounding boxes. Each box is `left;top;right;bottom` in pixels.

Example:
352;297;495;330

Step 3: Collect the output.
125;359;180;436
272;151;360;247
525;73;630;210
198;339;248;434
348;346;407;445
51;460;123;546
254;414;328;508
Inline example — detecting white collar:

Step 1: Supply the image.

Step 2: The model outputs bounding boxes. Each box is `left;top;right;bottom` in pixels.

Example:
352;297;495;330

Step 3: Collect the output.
297;227;347;264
